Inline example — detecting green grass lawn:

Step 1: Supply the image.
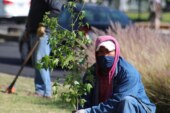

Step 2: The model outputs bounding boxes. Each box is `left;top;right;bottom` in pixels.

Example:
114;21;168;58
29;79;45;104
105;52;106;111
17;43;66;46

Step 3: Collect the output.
126;12;170;22
0;73;72;113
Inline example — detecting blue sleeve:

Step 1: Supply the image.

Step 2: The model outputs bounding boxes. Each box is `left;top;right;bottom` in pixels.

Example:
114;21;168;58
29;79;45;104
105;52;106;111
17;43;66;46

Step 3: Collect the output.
85;72;140;113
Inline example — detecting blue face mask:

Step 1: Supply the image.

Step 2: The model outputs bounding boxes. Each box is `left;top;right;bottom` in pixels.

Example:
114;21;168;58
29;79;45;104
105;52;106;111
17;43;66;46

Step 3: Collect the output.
96;56;114;75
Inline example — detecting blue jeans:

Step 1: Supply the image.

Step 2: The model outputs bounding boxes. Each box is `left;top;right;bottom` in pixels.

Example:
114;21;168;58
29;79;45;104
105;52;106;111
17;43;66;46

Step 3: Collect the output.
85;96;154;113
29;33;51;97
117;96;152;113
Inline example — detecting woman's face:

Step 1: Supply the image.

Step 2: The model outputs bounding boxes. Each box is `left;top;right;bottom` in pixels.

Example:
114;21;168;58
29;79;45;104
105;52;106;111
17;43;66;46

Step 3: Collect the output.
96;46;115;57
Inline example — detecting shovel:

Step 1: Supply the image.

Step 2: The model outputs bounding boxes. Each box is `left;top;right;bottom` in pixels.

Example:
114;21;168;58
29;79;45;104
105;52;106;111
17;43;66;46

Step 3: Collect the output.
5;39;40;93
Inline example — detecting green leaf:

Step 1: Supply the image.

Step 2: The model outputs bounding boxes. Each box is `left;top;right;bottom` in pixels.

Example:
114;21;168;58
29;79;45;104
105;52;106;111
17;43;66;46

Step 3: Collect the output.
79;99;86;107
85;83;93;93
53;58;59;66
63;54;74;67
74;81;79;85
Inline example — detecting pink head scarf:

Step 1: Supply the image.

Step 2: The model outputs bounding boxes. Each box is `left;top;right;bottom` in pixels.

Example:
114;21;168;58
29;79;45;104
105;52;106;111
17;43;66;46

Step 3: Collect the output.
95;35;120;102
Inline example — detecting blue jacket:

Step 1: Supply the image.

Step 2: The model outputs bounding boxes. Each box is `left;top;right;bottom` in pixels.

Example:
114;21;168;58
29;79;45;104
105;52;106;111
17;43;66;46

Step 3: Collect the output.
82;57;156;113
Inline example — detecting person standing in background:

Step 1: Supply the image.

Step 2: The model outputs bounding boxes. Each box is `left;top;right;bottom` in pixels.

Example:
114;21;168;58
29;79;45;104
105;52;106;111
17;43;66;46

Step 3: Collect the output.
25;0;63;98
149;0;162;29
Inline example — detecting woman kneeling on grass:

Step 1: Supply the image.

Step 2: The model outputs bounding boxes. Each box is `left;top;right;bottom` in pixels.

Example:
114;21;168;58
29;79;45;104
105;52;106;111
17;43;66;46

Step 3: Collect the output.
76;35;156;113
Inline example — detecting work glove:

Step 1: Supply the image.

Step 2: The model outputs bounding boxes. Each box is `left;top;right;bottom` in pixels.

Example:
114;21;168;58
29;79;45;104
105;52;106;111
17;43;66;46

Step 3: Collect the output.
36;24;46;37
75;109;86;113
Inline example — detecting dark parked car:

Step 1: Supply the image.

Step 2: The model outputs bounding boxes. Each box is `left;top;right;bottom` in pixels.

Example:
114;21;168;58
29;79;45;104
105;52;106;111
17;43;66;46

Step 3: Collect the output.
19;3;132;64
58;3;132;33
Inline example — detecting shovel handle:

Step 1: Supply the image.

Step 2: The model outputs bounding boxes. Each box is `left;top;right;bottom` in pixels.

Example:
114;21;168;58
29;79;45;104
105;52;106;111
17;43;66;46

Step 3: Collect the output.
6;39;40;93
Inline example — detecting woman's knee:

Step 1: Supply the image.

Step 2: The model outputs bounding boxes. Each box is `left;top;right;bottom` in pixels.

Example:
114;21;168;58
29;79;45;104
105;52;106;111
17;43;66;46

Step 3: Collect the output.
117;96;138;113
120;96;137;105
